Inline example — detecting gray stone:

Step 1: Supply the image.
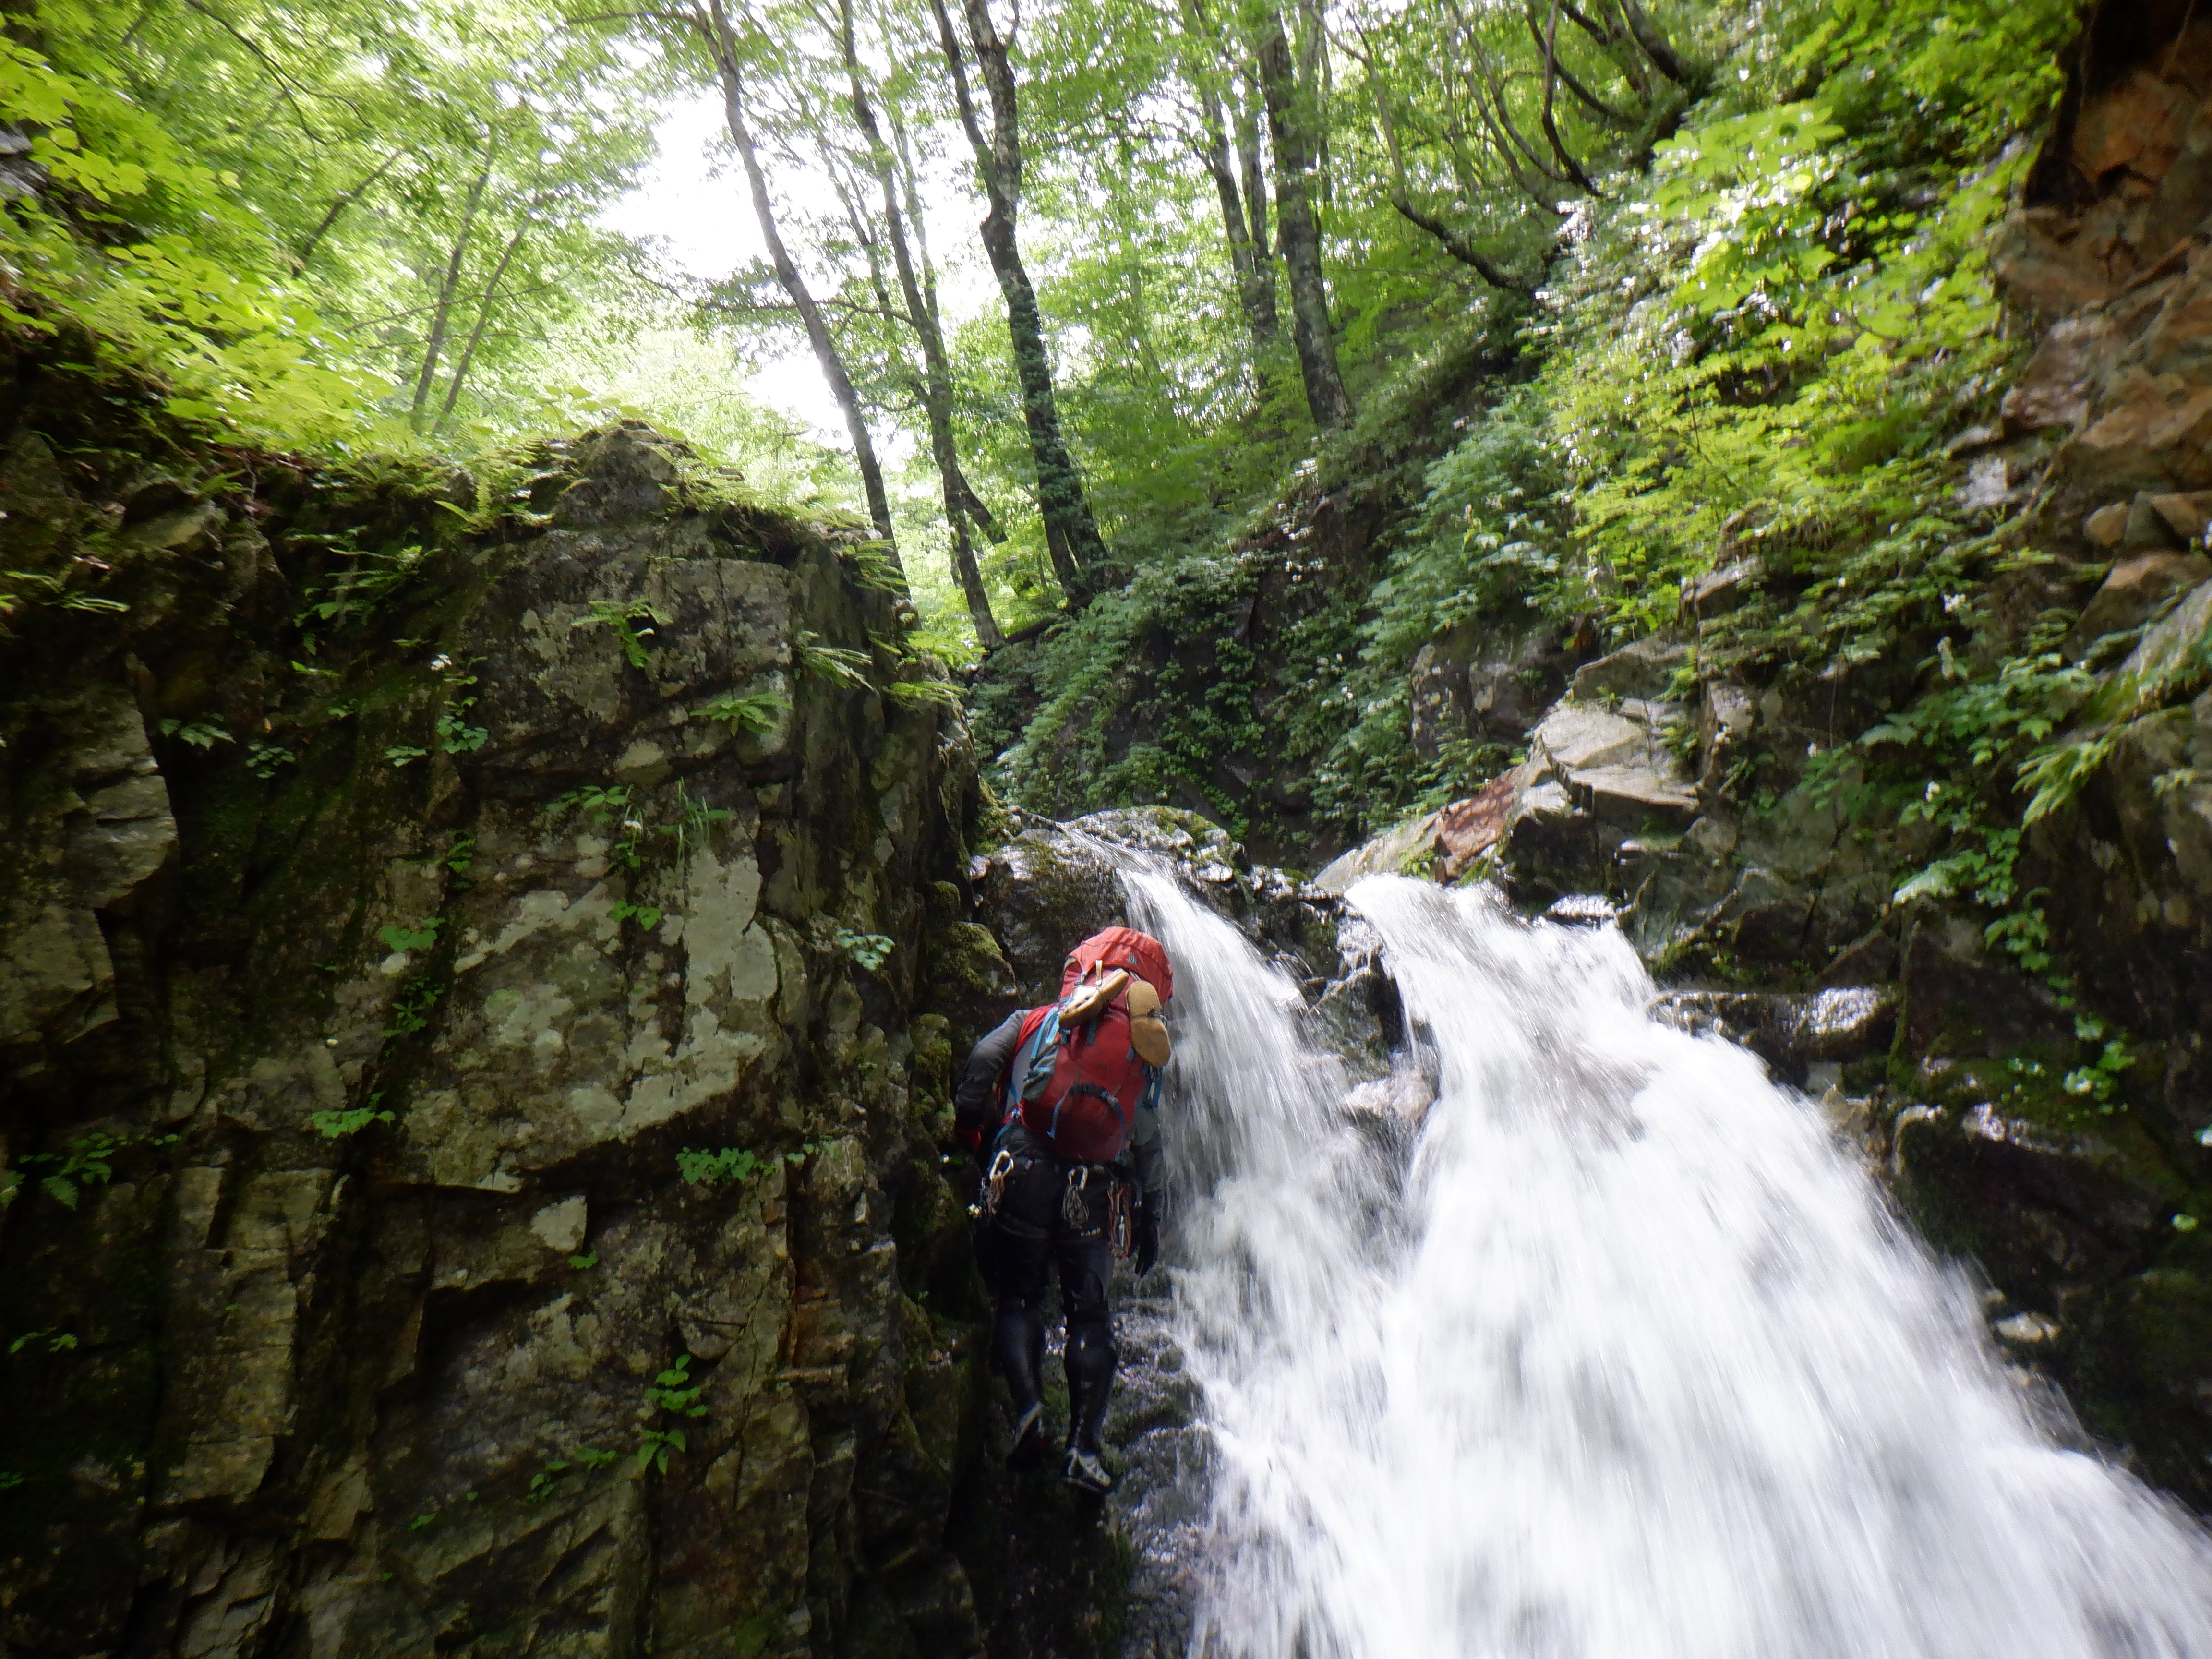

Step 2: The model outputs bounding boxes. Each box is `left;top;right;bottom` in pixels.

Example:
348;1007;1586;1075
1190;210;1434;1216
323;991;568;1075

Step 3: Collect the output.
1570;637;1689;704
1684;559;1762;619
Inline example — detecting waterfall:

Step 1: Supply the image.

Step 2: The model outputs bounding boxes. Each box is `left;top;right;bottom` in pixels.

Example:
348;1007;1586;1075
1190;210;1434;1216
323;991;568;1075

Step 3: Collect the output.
1112;864;2212;1659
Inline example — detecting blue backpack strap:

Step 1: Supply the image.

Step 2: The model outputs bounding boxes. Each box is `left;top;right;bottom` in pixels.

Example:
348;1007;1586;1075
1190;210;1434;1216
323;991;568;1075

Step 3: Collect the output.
1001;1006;1063;1122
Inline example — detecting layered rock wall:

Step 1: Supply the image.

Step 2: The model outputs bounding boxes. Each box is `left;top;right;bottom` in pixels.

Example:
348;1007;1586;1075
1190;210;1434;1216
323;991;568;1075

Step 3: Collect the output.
0;402;1002;1656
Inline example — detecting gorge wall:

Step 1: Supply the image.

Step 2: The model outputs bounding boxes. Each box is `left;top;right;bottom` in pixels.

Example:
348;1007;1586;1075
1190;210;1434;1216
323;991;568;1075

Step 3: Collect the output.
0;363;1029;1658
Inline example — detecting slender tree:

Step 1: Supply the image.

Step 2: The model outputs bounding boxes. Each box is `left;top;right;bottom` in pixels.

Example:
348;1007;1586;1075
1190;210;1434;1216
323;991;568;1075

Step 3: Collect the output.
839;0;1002;644
1179;0;1279;378
698;0;902;561
927;0;1108;604
1250;2;1352;429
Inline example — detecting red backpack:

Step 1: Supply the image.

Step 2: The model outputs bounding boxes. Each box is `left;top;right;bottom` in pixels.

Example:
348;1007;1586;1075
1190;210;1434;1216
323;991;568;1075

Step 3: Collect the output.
1001;928;1172;1164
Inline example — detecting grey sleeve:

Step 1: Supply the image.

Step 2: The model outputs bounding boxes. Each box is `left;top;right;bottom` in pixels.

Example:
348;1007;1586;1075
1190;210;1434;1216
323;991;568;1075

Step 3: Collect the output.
1130;1102;1165;1197
953;1010;1027;1138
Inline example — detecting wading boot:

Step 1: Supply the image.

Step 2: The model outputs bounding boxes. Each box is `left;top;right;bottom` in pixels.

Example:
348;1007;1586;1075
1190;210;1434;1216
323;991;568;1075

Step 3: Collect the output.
1061;1321;1118;1494
997;1302;1051;1471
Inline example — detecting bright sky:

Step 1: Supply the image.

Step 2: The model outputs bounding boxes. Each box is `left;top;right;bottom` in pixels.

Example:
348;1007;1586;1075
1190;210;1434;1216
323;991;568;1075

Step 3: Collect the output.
599;91;852;438
601;89;992;453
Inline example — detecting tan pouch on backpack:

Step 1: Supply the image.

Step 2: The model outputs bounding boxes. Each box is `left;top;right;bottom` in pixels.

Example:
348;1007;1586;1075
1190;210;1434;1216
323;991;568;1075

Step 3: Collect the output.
1125;979;1171;1066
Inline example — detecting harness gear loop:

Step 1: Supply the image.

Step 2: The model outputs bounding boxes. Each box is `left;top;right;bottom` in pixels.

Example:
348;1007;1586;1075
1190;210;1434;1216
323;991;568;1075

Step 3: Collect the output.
971;1148;1015;1221
1062;1165;1093;1230
1108;1175;1135;1261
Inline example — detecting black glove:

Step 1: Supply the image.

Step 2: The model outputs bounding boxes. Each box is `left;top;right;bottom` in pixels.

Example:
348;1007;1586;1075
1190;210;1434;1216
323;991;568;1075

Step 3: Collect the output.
1132;1198;1161;1276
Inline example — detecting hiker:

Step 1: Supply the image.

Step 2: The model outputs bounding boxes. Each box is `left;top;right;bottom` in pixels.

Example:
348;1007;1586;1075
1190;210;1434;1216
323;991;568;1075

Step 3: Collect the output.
954;926;1174;1494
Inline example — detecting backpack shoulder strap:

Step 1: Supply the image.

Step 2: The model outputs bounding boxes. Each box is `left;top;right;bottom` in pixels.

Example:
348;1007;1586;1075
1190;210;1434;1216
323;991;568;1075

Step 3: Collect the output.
1000;1005;1061;1119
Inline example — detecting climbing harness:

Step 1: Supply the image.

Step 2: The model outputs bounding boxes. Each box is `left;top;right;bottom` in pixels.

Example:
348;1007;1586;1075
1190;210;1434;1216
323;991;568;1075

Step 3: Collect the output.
1108;1175;1135;1261
1062;1165;1095;1229
970;1147;1016;1221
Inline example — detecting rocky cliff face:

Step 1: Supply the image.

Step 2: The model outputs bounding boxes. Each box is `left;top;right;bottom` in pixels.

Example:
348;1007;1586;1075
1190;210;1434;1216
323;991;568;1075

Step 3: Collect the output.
0;389;1010;1656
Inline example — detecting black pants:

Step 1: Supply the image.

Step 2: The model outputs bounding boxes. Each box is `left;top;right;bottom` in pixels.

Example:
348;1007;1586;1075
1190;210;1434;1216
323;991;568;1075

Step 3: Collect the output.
986;1128;1118;1454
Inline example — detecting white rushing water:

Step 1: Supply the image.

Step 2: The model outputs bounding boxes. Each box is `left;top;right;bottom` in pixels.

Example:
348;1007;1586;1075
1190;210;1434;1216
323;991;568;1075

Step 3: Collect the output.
1115;866;2212;1659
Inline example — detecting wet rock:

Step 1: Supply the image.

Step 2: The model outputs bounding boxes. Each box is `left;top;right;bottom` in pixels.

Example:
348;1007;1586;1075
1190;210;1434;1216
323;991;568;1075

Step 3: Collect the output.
1888;1100;2172;1329
1654;986;1897;1083
1696;681;1757;794
980;807;1338;1003
2086;501;2131;547
1312;811;1443;893
2110;577;2212;711
1683;815;1738;862
1900;924;2073;1057
2147;491;2212;543
1406;618;1574;758
0;683;175;1055
1815;928;1899;989
0;424;998;1659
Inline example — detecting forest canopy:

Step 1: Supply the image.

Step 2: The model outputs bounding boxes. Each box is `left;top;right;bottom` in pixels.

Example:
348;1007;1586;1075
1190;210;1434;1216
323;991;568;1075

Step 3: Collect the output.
3;0;2079;825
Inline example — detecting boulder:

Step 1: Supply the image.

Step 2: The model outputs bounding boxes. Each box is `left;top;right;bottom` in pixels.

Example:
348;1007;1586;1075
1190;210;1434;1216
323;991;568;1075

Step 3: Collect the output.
0;422;1005;1659
1433;775;1515;882
1683;558;1762;619
2073;555;2211;647
1569;637;1688;704
1406;618;1574;757
1655;986;1898;1083
1312;810;1443;894
1900;924;2072;1057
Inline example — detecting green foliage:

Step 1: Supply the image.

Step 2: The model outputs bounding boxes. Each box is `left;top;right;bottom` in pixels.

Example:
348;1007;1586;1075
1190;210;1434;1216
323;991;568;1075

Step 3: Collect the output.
572;599;670;670
884;677;964;712
0;565;130;632
609;899;664;931
676;1146;765;1186
656;783;732;868
309;1105;396;1138
384;977;442;1037
700;692;788;734
7;1329;78;1355
645;1354;709;1418
833;929;895;971
794;632;873;691
378;918;443;953
245;741;297;778
3;1131;124;1210
676;1143;816;1186
551;784;632;822
525;1446;618;1501
157;718;232;749
632;1354;709;1474
3;0;659;447
434;665;489;754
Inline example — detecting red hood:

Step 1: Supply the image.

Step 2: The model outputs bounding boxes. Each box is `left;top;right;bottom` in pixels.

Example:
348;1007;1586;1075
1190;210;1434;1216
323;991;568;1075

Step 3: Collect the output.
1060;926;1172;1004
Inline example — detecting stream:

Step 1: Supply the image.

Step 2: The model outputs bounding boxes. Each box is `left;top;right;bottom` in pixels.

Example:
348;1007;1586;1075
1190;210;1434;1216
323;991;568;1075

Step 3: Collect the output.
1099;860;2212;1659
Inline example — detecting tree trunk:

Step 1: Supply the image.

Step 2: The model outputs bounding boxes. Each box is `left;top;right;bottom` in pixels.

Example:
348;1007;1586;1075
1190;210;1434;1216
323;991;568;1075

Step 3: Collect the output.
408;154;493;435
297;150;401;266
1178;0;1276;376
927;0;1106;603
887;87;1013;554
840;0;1001;647
432;223;528;434
706;0;901;565
1194;76;1278;367
1237;77;1272;266
1252;6;1352;430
